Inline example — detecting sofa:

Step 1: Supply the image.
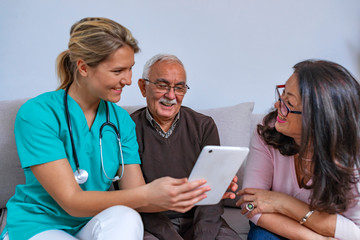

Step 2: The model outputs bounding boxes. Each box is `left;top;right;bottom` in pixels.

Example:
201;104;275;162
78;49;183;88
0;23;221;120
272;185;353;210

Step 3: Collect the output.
0;98;264;239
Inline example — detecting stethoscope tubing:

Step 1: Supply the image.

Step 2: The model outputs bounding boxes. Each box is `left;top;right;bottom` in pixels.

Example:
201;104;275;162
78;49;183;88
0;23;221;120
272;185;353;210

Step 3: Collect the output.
64;83;124;184
64;85;81;172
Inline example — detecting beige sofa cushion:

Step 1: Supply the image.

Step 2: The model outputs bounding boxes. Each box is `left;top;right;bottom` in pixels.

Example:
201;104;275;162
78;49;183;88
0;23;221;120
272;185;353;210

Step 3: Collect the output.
0;99;27;209
122;102;255;148
199;102;255;148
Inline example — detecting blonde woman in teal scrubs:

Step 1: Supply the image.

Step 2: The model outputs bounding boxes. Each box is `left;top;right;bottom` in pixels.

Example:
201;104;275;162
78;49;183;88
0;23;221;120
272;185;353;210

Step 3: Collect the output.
0;18;214;240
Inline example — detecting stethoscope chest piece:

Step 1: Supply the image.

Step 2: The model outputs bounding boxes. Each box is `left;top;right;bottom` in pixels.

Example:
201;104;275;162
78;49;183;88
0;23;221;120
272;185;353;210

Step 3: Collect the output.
74;169;89;184
65;83;123;185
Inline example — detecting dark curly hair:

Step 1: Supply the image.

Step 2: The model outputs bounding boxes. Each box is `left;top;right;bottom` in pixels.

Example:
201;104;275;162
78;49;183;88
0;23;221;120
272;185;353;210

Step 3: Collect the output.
258;60;360;214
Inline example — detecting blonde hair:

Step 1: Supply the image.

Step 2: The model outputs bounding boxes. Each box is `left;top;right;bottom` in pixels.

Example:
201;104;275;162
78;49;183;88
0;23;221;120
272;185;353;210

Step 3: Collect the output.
56;17;139;90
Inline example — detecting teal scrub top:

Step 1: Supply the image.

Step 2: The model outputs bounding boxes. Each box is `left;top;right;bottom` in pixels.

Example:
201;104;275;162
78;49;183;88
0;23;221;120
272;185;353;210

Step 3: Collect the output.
1;90;141;240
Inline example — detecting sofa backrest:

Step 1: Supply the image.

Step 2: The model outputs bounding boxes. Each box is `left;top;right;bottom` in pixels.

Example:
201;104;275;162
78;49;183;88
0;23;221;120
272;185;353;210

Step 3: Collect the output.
0;99;263;209
0;99;28;209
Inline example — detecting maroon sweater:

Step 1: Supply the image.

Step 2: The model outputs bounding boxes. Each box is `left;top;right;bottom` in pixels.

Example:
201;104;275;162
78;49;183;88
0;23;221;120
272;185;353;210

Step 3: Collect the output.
131;106;226;239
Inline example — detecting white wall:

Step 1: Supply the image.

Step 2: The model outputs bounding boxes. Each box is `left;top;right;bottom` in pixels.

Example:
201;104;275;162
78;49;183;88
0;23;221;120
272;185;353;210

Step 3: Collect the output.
1;0;359;113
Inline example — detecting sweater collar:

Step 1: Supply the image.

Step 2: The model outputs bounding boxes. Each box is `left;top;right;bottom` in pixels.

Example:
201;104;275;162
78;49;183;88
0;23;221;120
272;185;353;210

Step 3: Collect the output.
145;107;180;138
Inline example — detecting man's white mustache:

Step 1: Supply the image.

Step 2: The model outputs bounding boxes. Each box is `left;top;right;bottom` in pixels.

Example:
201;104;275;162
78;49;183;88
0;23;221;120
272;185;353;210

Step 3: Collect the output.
159;98;177;105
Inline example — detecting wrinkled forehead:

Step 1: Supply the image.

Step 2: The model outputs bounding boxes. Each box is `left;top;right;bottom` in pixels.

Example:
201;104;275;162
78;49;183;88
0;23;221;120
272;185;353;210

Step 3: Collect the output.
149;61;187;83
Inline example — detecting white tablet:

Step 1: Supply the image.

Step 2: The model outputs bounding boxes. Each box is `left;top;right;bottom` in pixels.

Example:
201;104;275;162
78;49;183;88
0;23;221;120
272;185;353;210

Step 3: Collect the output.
188;145;249;205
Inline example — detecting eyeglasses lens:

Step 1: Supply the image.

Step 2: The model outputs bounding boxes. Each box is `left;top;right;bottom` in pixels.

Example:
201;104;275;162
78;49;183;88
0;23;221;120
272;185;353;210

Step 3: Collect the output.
276;86;289;117
173;87;187;96
155;84;187;96
280;100;289;117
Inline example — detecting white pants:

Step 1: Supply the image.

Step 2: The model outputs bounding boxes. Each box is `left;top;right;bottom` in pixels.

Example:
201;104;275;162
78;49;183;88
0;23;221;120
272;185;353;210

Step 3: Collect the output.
4;206;143;240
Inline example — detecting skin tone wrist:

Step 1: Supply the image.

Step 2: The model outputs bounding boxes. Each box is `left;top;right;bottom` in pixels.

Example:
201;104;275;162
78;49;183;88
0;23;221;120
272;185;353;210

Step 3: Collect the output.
258;214;331;240
237;188;336;237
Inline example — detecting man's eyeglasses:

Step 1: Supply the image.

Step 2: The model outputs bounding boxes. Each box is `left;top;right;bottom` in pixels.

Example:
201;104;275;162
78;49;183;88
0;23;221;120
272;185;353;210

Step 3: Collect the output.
143;79;190;96
276;85;302;117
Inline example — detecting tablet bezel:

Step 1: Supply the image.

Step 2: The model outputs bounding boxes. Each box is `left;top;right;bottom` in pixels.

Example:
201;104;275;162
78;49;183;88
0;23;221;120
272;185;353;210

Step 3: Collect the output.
188;145;249;205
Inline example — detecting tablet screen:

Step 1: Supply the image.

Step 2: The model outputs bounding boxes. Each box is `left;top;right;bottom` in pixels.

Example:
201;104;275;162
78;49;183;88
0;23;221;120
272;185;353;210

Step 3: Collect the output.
188;145;249;205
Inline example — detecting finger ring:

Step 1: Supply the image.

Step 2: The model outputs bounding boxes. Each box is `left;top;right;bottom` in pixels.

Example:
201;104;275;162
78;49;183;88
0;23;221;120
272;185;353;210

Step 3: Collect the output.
246;202;255;212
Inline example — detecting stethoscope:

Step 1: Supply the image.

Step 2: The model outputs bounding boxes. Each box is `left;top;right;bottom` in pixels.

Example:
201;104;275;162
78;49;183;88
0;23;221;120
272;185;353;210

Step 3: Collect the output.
64;84;124;184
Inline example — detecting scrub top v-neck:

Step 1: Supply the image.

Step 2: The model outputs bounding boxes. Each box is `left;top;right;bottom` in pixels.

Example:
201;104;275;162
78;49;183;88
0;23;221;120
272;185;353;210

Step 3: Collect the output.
2;90;140;240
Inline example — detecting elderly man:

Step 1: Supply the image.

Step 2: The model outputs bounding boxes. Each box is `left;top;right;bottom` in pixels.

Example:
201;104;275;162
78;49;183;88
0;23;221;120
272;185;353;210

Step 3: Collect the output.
131;54;240;240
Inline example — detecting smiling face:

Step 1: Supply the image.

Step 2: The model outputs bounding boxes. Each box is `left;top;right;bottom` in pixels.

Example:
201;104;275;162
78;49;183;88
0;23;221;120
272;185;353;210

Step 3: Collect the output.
138;60;186;127
78;45;135;103
274;73;303;144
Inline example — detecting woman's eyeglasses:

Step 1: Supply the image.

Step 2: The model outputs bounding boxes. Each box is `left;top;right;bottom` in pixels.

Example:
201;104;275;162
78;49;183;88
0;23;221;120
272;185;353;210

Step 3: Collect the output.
144;79;189;96
276;85;302;117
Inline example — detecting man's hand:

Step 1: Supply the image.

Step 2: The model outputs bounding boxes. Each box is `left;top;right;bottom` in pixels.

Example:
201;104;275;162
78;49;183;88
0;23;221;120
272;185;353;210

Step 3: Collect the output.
221;175;238;200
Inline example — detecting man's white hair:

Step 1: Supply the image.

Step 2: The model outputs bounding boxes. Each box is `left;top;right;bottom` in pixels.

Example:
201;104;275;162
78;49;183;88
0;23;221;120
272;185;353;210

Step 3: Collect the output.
142;54;186;80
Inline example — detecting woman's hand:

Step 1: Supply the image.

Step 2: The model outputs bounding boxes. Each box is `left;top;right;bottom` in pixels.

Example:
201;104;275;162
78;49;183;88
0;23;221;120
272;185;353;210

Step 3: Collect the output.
144;176;210;213
236;188;288;218
221;175;239;200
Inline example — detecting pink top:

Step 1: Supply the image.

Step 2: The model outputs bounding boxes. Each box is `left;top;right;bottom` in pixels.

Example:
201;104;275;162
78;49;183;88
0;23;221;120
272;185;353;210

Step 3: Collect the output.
243;131;360;240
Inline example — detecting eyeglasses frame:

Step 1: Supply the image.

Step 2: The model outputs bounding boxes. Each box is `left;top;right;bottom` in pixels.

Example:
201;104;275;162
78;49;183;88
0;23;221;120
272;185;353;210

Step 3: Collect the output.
276;84;302;117
143;78;190;96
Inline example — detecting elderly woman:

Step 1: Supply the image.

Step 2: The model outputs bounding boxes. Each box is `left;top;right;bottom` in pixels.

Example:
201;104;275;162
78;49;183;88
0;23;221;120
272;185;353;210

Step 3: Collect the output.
237;60;360;240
